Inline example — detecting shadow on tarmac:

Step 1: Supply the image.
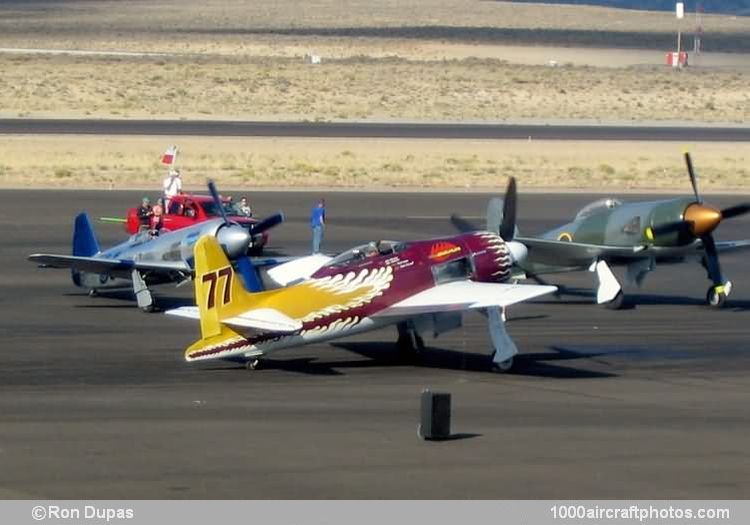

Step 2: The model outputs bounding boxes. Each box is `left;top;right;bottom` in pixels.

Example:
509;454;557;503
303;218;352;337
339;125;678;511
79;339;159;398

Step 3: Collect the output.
199;343;619;379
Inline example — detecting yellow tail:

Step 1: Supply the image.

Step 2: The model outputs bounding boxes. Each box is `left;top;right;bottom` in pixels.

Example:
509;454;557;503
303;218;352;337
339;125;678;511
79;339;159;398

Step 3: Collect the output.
193;235;251;339
185;236;258;361
187;235;395;361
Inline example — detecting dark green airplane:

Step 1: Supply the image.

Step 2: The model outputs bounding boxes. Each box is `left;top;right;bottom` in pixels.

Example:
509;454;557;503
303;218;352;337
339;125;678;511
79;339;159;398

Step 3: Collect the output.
453;153;750;309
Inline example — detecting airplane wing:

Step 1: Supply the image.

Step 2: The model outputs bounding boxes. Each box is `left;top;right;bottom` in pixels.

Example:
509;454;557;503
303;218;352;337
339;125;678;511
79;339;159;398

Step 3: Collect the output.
28;254;192;277
374;281;557;317
518;237;646;267
166;306;302;333
714;239;750;254
519;237;750;270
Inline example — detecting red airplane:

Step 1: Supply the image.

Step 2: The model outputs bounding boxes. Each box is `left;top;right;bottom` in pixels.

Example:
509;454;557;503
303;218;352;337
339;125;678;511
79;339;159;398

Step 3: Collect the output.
167;179;556;372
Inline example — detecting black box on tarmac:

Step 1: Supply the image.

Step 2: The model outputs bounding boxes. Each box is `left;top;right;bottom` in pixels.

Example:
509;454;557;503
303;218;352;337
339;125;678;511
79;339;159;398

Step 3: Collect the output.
419;390;451;440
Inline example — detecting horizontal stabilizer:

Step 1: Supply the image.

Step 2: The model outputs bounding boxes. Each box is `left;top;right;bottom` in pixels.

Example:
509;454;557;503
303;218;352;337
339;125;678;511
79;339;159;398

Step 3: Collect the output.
375;281;556;317
166;306;301;333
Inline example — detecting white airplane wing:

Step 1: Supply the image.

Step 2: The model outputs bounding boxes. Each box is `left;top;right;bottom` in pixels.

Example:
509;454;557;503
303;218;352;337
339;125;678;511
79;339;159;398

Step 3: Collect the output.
166;306;301;333
28;253;192;276
374;281;556;317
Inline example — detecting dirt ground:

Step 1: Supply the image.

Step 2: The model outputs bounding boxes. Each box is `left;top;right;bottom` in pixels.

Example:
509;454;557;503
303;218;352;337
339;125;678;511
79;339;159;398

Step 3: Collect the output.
1;1;749;123
0;0;747;190
1;135;746;192
2;53;749;123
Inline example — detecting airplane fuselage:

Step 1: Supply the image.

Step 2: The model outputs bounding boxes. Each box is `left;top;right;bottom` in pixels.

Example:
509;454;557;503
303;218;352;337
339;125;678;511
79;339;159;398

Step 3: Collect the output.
542;197;697;248
72;218;240;289
200;231;514;361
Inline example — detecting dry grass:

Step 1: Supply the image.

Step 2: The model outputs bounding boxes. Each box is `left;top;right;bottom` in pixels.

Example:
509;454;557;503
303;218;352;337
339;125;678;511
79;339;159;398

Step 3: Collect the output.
1;0;748;55
0;135;747;192
1;53;749;123
0;1;748;123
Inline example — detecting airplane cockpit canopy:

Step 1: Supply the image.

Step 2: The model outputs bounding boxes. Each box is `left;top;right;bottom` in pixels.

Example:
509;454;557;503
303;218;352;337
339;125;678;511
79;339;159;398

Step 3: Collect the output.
575;198;623;220
325;240;405;267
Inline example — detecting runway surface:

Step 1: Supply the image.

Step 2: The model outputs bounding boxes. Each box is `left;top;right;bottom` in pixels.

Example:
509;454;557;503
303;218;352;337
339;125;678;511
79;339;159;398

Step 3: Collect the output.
2;118;750;141
1;189;749;499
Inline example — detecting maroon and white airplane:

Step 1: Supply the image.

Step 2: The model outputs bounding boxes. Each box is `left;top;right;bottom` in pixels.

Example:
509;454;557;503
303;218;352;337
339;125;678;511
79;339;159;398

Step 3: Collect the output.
167;179;556;372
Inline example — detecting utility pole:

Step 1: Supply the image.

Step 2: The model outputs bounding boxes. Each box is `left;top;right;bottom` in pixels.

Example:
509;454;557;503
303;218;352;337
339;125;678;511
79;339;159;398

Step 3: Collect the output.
694;1;703;54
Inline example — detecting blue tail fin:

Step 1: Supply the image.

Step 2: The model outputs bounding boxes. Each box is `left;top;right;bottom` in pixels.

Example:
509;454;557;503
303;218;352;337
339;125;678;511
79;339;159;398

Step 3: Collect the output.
73;213;100;257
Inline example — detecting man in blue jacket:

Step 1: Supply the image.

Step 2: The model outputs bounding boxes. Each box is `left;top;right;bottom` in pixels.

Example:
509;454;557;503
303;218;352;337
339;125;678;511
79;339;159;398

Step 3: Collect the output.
310;199;326;254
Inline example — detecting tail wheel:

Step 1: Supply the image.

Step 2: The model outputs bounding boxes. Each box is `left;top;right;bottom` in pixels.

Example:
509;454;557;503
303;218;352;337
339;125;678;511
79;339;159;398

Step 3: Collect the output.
706;286;727;308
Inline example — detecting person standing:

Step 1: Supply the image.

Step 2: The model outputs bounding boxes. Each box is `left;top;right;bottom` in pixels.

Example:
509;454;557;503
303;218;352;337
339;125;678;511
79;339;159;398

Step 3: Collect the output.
310;198;326;254
239;197;252;217
162;168;182;209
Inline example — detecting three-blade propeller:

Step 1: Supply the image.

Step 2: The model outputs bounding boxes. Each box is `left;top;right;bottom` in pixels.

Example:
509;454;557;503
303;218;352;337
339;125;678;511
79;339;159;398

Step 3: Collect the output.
648;153;750;288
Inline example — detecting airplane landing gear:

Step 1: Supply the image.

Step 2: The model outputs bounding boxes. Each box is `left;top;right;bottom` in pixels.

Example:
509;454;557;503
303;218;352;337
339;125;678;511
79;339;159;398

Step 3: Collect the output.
396;322;424;362
706;283;730;309
590;260;623;308
246;358;261;370
603;290;625;310
131;269;156;313
491;356;515;373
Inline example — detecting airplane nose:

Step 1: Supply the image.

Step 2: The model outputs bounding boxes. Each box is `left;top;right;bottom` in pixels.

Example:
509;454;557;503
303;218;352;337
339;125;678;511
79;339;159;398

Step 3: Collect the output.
216;223;252;259
506;240;528;264
684;203;722;237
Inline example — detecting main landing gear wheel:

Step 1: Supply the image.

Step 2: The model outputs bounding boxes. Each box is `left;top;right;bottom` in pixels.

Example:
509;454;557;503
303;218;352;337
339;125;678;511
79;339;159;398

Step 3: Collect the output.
603;291;625;310
88;289;98;297
141;304;158;313
491;357;515;373
706;286;727;309
396;329;424;363
246;358;261;370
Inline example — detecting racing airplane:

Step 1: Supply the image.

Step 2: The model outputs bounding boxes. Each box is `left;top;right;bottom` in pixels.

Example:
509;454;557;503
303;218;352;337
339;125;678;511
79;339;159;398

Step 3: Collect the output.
454;153;750;309
165;198;556;372
28;182;284;312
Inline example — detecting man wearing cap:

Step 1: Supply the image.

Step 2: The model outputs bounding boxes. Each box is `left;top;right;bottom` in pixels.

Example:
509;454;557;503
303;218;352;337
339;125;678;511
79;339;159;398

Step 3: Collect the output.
163;169;182;209
136;197;153;230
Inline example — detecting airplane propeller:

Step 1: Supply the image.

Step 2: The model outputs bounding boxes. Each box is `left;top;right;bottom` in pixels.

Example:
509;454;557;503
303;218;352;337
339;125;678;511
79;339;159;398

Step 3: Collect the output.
450;177;527;264
684;150;702;203
208;180;232;226
207;179;285;291
207;180;284;257
499;177;517;241
647;152;750;301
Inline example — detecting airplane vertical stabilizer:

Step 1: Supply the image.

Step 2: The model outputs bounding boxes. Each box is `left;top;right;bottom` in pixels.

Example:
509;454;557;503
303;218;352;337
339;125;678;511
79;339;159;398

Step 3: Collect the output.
72;213;100;257
193;235;253;338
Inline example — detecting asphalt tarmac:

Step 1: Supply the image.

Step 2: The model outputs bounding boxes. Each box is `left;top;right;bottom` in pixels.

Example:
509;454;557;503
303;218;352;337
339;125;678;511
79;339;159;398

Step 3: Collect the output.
2;118;750;141
1;189;749;499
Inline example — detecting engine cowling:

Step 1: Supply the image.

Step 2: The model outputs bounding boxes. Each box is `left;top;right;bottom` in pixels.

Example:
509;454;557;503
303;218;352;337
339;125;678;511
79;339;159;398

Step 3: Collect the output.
466;232;513;283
